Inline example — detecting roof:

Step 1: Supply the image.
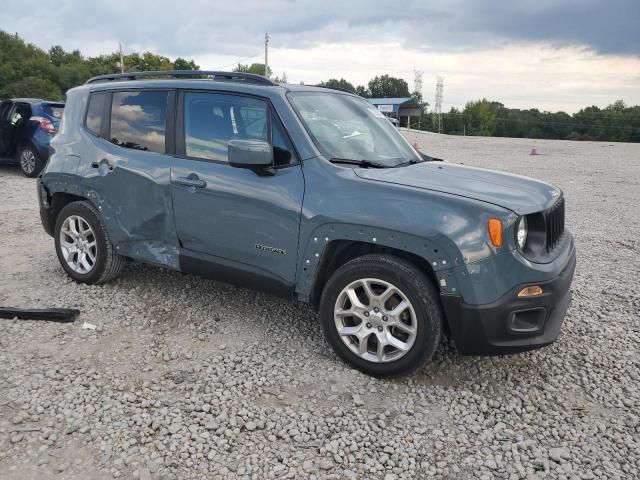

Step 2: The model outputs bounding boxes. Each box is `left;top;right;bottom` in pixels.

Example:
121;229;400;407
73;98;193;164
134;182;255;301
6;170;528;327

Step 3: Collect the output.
10;98;43;103
9;98;64;105
368;97;418;106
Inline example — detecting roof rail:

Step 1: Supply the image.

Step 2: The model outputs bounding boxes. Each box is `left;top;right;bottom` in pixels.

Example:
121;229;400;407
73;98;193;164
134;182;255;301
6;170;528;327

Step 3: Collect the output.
85;70;277;86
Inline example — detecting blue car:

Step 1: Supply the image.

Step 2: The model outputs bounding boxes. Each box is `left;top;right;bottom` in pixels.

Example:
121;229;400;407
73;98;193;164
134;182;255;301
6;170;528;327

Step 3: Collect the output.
0;98;65;177
38;71;575;376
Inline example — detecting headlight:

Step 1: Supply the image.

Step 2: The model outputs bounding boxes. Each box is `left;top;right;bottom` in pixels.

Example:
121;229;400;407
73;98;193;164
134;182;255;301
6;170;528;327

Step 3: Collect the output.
516;216;528;250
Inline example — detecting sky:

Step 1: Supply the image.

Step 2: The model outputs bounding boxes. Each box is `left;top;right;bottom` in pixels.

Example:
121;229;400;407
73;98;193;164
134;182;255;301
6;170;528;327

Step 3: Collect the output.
2;0;639;113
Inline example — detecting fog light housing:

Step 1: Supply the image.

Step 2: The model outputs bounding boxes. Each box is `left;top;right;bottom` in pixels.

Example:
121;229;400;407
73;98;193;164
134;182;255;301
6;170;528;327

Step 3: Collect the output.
518;285;543;298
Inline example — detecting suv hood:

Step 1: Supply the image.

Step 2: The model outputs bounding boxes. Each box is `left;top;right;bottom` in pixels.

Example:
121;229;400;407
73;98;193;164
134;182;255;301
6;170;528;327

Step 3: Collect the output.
354;162;561;215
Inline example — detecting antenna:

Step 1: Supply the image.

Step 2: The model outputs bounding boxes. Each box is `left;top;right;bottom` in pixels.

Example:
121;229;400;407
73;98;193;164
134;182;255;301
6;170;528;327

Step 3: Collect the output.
434;76;444;133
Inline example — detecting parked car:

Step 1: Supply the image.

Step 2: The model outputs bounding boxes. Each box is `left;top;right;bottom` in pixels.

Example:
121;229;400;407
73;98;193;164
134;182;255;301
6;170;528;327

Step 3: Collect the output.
37;71;576;376
0;98;64;177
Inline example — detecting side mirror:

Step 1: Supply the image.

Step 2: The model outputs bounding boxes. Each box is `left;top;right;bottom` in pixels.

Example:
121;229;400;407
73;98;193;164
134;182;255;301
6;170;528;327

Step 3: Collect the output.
228;139;273;172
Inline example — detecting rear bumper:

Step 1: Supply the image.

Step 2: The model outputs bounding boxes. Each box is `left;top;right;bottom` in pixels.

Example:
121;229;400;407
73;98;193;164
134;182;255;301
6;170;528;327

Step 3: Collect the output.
441;245;576;355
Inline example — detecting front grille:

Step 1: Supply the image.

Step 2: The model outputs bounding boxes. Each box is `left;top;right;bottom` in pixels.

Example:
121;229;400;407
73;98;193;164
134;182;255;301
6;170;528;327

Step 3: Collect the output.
545;196;565;252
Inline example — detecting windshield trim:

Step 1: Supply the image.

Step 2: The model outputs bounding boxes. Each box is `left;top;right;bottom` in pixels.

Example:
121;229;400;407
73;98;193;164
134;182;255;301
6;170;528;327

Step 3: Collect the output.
286;90;420;168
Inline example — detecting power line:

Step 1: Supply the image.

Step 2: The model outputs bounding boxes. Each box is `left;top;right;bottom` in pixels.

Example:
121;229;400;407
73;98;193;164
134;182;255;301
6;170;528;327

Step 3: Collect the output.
213;52;262;71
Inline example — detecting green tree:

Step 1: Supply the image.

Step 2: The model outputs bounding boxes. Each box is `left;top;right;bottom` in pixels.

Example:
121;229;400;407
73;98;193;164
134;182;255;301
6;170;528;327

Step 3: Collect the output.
318;78;356;93
233;62;272;77
0;76;62;100
173;57;198;70
463;99;498;136
355;85;369;97
367;75;410;98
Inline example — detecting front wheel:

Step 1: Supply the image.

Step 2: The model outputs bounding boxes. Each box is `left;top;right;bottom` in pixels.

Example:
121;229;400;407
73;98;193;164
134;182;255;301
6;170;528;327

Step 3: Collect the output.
18;144;43;177
319;254;443;377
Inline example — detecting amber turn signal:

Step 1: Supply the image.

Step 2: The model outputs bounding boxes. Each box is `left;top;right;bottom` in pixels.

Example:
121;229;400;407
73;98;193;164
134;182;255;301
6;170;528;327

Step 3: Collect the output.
488;218;503;247
518;286;543;298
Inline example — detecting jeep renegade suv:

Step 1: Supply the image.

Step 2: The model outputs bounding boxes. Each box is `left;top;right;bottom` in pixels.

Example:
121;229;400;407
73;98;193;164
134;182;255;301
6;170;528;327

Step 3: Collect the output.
38;71;576;376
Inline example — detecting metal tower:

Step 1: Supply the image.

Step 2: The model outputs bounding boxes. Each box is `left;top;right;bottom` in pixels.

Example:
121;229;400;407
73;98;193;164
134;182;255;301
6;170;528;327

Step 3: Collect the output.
434;76;443;133
413;70;423;129
413;70;423;100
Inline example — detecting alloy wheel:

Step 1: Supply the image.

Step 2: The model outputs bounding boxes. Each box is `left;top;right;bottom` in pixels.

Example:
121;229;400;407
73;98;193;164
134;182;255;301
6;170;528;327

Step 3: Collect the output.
20;149;36;175
59;215;98;274
334;278;418;363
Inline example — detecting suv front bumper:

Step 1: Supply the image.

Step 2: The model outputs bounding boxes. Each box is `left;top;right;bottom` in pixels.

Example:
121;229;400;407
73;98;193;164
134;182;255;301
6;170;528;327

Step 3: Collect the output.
440;245;576;355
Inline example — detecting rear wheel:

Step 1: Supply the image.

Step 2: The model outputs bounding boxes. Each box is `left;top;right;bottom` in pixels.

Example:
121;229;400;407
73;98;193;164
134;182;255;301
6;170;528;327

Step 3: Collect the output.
54;202;124;284
18;144;43;177
319;254;443;377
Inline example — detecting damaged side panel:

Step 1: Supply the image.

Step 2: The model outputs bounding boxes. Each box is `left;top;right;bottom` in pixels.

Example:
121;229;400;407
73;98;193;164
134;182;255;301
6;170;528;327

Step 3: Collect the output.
42;86;180;270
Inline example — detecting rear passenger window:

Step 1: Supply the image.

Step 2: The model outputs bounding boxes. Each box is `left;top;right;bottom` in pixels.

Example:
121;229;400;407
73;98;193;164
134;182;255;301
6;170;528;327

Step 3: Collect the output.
85;93;107;136
184;92;268;162
110;91;167;154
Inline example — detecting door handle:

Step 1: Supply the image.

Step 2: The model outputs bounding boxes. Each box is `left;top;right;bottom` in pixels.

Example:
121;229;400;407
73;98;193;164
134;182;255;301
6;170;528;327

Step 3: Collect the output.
174;175;207;189
91;159;113;170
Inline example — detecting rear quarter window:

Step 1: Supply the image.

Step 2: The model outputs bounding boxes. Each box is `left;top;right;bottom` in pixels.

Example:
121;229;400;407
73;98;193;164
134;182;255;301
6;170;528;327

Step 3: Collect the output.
85;93;108;136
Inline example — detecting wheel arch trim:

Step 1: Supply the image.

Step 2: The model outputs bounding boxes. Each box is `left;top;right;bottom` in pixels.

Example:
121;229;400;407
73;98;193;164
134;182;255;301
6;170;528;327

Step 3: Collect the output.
295;223;463;306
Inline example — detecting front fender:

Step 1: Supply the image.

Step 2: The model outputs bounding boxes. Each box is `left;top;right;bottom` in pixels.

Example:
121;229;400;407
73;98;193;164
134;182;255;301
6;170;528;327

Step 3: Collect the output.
294;158;515;302
294;223;464;301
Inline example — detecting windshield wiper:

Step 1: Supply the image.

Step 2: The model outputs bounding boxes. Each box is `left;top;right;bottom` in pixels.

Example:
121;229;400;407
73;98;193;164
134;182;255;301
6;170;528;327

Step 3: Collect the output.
329;158;387;168
393;158;425;167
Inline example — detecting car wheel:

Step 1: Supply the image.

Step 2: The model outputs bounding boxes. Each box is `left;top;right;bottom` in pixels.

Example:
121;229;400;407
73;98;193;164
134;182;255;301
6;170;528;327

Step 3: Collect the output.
18;144;43;178
319;254;443;377
54;201;124;284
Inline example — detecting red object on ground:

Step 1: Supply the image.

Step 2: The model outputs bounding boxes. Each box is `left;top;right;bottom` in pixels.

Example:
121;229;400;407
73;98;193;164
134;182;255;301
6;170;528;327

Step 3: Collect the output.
530;147;538;155
413;141;419;150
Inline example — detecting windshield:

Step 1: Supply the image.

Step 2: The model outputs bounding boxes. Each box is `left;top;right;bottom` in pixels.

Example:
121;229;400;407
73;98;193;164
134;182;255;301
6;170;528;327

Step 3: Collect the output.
288;92;421;167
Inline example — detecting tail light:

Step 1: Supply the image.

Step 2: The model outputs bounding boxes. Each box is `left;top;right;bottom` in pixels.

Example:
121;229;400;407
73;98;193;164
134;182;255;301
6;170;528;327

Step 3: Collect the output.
30;116;57;134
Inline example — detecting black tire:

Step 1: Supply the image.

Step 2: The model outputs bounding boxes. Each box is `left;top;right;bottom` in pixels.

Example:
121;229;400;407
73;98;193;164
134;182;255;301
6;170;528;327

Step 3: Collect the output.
319;254;443;377
54;201;124;284
18;144;44;178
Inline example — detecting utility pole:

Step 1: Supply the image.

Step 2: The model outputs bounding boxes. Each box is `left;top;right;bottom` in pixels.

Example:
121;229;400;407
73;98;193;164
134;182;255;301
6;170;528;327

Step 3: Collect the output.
118;42;124;73
264;32;270;79
434;76;444;134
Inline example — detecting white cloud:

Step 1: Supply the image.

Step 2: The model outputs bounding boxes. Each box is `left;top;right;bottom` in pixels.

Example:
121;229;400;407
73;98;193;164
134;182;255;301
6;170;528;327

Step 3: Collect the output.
2;0;639;112
195;41;640;113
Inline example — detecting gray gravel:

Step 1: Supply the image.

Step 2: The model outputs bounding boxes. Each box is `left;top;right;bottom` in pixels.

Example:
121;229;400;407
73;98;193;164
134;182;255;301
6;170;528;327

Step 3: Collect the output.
1;133;639;480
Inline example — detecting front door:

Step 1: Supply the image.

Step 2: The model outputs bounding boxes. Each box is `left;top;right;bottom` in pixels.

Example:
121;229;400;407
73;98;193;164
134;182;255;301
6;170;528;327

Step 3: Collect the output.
170;91;304;296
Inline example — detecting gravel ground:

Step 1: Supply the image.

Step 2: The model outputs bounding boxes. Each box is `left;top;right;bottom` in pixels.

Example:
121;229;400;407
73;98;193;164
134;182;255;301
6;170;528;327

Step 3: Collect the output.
0;133;639;480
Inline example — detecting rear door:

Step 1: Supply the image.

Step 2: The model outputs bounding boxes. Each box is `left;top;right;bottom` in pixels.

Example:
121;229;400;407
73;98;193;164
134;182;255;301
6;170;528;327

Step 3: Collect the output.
0;101;13;154
79;89;180;267
170;90;304;296
0;101;21;154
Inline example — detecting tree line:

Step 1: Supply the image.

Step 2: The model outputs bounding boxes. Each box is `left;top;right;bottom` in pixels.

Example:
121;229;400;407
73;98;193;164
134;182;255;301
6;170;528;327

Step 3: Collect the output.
1;31;638;142
0;30;198;101
318;77;640;143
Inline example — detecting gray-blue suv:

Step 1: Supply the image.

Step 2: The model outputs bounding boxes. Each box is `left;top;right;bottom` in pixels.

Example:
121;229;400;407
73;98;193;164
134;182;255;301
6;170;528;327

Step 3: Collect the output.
38;71;576;376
